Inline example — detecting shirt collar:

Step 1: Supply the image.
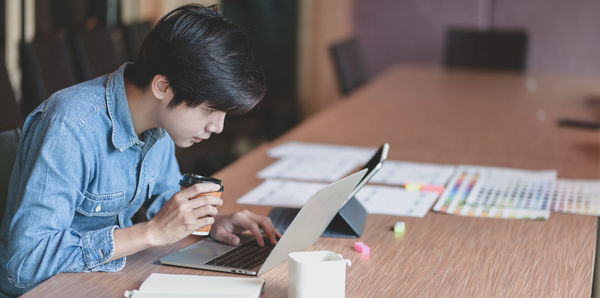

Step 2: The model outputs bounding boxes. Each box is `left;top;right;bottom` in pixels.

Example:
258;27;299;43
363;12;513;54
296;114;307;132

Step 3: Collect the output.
105;63;165;152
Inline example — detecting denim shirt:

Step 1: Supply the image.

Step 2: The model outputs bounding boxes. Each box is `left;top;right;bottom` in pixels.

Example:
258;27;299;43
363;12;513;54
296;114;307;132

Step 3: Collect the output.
0;64;182;297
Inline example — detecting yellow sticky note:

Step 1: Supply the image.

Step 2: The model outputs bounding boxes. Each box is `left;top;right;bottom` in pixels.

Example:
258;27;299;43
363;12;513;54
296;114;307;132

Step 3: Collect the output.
404;183;421;191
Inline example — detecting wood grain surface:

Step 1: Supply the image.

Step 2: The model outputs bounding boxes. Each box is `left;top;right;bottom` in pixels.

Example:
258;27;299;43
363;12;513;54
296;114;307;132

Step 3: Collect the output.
24;66;600;297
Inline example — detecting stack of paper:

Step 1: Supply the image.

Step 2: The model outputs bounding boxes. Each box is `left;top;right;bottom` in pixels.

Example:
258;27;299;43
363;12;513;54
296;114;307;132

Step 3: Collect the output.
264;141;456;186
237;179;439;218
267;141;375;162
355;185;440;217
238;141;459;218
124;273;264;298
237;180;326;208
258;157;364;182
369;160;455;186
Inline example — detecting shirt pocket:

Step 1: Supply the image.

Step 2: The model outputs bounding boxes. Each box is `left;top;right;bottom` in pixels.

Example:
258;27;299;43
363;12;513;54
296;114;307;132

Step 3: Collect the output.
76;190;127;217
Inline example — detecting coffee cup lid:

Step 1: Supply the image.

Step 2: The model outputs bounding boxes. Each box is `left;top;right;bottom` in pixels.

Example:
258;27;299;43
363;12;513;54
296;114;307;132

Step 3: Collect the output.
179;174;222;189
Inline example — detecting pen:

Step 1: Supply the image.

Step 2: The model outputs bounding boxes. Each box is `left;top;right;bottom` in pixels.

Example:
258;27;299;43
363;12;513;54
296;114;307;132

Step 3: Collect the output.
557;119;600;130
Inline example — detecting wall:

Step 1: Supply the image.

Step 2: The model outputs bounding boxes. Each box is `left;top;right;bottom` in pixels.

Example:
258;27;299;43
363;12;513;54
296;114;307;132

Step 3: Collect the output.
354;0;600;76
297;0;353;117
135;0;217;23
355;0;479;75
494;0;600;74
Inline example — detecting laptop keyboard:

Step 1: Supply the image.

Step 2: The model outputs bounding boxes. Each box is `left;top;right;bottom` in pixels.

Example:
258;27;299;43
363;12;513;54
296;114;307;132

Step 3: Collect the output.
206;238;275;270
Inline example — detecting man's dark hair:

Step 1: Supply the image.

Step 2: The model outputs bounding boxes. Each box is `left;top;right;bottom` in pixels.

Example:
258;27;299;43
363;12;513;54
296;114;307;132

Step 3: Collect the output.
124;4;266;114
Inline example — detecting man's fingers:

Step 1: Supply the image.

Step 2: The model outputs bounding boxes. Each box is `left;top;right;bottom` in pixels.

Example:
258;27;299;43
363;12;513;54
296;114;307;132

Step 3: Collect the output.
176;183;221;199
188;196;223;208
211;226;240;246
190;216;214;231
250;213;278;245
242;220;264;246
192;204;218;218
230;235;240;246
208;211;282;247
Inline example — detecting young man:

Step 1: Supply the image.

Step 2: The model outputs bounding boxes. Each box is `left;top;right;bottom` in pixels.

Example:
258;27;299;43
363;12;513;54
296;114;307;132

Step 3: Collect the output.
0;5;280;297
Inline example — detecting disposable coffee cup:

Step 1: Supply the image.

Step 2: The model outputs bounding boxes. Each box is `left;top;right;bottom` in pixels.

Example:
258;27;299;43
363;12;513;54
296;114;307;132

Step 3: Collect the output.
179;174;224;236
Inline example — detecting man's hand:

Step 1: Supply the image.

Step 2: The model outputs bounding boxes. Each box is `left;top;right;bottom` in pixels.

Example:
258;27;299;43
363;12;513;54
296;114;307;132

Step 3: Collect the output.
144;183;223;246
210;210;282;246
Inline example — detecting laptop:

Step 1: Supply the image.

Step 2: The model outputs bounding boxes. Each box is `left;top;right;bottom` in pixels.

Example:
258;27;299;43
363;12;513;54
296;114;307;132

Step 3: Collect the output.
160;168;367;276
269;143;389;238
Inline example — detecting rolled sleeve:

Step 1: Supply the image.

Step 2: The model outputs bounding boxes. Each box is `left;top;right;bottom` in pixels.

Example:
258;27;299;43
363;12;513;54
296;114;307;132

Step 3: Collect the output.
4;115;125;288
80;225;125;271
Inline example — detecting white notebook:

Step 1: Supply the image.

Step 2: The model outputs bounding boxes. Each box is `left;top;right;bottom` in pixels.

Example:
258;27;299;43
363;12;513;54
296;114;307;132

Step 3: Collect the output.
124;273;264;298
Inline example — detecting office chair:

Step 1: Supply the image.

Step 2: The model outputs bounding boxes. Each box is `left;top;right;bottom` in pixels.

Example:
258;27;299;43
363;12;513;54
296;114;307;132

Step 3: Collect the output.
122;21;152;61
443;28;528;72
0;63;21;130
0;129;19;223
20;33;79;117
330;38;370;95
70;28;123;81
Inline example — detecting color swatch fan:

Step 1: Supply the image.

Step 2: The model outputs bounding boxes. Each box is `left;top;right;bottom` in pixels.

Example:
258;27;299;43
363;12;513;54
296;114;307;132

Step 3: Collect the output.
433;165;556;220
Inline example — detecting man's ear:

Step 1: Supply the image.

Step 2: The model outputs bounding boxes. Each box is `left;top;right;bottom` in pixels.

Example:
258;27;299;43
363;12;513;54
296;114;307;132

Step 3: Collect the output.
150;74;171;100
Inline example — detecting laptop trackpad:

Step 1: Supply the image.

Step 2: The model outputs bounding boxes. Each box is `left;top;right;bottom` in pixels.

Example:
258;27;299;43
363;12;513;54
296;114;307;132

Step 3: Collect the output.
177;234;256;264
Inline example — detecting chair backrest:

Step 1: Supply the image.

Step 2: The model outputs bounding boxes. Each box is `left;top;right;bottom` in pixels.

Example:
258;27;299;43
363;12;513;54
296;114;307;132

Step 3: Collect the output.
20;34;79;117
330;38;369;95
70;28;122;80
443;28;528;72
122;21;153;61
0;63;21;130
0;129;19;223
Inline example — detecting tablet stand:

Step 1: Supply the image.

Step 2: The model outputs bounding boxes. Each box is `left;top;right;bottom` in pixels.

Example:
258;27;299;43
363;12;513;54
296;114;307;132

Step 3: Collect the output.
268;196;367;238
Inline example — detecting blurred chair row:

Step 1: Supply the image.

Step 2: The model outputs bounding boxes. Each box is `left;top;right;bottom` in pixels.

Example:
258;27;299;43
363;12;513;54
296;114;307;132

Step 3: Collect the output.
0;61;20;222
0;63;20;131
0;19;266;220
20;22;152;118
1;22;152;219
4;22;291;182
330;28;528;96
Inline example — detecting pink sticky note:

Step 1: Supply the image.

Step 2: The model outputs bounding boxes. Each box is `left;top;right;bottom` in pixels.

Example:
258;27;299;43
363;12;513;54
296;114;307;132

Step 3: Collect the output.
421;184;445;194
354;241;370;256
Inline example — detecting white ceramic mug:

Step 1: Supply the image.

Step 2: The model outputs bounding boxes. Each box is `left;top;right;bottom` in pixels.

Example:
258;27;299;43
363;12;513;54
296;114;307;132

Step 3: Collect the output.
288;251;352;298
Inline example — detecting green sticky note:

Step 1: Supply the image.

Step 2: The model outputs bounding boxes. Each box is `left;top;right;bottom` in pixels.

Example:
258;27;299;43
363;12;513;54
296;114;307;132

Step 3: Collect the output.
394;221;406;234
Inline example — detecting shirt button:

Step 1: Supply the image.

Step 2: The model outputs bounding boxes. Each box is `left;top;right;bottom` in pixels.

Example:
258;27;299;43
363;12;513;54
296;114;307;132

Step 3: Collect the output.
95;205;102;212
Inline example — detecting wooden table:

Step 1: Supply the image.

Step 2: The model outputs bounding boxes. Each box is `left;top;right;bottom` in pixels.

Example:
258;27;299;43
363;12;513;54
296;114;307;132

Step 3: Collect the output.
25;66;600;297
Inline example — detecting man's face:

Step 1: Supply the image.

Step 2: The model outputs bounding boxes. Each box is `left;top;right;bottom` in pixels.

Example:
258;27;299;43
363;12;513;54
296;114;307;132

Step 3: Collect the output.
157;101;226;148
